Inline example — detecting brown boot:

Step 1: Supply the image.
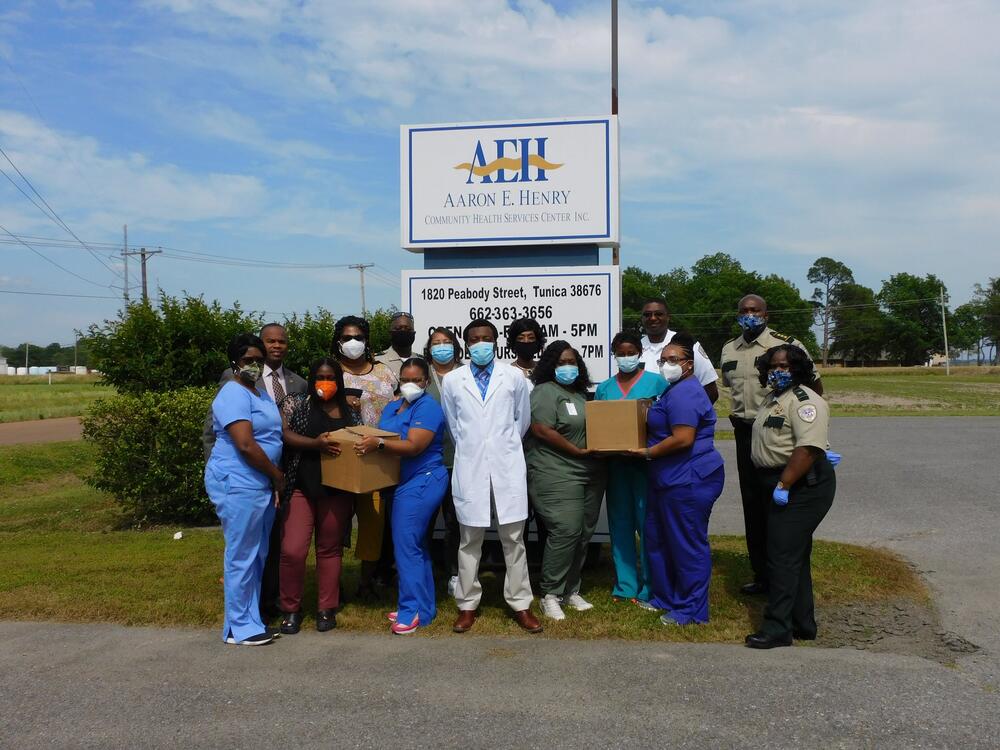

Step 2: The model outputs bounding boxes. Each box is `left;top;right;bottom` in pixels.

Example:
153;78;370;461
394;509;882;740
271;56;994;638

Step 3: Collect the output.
452;609;477;633
513;608;543;633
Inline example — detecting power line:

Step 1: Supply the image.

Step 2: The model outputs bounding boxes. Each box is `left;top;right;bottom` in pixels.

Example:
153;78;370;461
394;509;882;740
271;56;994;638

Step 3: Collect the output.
0;224;117;289
0;288;120;300
0;145;123;279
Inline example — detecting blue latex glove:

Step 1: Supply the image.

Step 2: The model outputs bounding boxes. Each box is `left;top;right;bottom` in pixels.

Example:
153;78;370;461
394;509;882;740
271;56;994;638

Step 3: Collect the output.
826;450;842;468
772;486;789;506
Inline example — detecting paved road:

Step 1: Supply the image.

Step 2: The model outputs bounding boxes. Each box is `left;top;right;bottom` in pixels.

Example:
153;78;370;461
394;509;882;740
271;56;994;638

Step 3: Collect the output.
3;416;999;748
2;621;998;749
711;416;1000;683
0;416;81;445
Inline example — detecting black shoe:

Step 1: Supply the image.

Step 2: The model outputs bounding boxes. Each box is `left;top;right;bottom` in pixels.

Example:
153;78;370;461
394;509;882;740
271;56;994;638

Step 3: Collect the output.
279;612;303;635
740;582;768;595
793;629;817;641
745;631;793;649
316;609;337;632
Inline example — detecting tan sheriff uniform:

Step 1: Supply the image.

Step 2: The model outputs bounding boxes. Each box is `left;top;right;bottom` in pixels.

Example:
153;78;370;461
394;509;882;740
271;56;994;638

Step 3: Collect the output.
748;383;836;642
751;385;830;468
720;328;819;421
720;328;819;586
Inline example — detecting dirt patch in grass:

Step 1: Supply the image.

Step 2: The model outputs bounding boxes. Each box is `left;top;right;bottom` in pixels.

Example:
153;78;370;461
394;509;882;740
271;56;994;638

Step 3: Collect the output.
819;599;978;664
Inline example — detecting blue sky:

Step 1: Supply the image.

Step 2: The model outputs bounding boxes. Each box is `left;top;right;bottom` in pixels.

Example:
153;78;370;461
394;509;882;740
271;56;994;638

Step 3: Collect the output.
1;0;998;346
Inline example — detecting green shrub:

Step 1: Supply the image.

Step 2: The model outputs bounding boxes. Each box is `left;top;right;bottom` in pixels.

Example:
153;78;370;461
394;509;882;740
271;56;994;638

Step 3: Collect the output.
82;388;216;526
86;292;262;394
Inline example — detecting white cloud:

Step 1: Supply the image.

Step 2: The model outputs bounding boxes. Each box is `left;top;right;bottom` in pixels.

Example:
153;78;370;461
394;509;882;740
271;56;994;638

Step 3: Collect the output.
0;110;268;232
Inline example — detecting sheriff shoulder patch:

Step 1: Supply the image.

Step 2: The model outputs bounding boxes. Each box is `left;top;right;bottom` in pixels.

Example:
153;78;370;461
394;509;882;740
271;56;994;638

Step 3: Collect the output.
797;404;818;423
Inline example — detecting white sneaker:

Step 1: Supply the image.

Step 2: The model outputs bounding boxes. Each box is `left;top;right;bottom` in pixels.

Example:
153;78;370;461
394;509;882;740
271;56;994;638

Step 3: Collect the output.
540;594;566;620
447;575;458;597
563;592;594;611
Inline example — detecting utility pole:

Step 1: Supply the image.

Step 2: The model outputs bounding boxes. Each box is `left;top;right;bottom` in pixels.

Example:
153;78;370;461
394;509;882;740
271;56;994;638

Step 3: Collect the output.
349;263;374;317
940;285;950;376
139;247;162;303
25;342;29;369
122;245;162;303
611;0;620;267
122;224;129;303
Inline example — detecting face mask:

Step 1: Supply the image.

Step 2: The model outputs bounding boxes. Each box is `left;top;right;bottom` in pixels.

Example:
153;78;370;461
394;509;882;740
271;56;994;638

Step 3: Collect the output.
768;369;793;391
236;362;262;383
511;340;540;360
400;382;425;403
339;338;366;360
469;341;495;366
391;330;416;350
659;362;684;383
616;354;640;373
315;380;338;401
554;365;579;385
430;344;455;364
737;313;766;331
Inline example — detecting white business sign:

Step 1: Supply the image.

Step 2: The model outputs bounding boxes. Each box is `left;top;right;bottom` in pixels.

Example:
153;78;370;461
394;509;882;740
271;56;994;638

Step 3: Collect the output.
402;265;621;382
401;116;619;250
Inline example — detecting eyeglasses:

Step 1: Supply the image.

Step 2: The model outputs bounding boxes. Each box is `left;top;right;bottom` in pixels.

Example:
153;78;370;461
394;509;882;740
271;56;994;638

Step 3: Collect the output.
238;357;264;366
660;357;690;365
339;335;365;342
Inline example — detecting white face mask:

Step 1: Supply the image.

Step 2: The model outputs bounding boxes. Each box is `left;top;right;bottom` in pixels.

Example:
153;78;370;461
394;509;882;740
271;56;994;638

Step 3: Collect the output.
339;339;366;360
399;382;425;403
659;361;684;383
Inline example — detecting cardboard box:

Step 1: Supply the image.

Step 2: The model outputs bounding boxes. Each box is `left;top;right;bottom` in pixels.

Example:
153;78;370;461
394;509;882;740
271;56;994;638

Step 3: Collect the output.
585;399;651;452
320;425;400;494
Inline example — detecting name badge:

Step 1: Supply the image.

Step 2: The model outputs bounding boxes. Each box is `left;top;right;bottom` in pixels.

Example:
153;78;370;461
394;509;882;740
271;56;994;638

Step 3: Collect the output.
565;402;578;416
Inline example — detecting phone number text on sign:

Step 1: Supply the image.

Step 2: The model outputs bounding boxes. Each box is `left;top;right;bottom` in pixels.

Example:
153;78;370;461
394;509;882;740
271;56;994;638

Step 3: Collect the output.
402;266;621;382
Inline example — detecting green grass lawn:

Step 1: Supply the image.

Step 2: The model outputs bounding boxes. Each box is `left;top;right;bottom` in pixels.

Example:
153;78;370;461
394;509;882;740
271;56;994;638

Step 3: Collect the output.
713;366;1000;418
0;375;109;423
0;440;927;641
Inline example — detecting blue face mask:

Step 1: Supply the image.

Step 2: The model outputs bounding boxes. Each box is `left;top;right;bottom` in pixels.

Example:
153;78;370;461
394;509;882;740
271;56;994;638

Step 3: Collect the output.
615;354;640;373
469;341;495;367
737;313;766;331
767;369;793;391
555;365;579;385
430;344;455;364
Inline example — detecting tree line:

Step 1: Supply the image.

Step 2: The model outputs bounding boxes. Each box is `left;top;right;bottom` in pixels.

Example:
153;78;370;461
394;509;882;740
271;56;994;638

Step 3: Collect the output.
623;254;998;366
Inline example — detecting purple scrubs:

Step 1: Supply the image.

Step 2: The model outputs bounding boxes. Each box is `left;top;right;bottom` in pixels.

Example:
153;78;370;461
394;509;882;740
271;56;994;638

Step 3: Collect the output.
644;376;725;624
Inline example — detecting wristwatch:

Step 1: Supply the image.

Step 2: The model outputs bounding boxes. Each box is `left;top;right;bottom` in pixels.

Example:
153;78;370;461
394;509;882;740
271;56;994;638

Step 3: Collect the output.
377;438;385;451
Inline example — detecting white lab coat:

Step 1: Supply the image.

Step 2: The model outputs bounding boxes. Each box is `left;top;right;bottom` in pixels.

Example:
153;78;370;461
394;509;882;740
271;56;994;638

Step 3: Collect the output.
640;332;718;386
440;360;531;527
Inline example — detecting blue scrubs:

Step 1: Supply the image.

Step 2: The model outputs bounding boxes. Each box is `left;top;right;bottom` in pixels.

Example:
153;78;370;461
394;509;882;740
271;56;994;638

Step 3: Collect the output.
378;393;449;627
644;376;724;624
595;371;669;600
204;381;283;642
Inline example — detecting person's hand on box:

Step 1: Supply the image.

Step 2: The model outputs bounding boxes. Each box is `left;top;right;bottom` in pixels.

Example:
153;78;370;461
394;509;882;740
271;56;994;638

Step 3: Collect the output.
628;447;652;460
354;435;381;456
316;433;341;456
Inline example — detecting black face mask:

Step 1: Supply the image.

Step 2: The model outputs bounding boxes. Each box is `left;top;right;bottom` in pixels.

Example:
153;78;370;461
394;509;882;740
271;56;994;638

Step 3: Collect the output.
391;330;416;350
511;340;541;360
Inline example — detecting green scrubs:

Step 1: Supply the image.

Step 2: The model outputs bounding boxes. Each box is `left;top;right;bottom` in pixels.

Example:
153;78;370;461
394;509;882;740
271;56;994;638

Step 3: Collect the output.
595;370;669;601
525;381;606;597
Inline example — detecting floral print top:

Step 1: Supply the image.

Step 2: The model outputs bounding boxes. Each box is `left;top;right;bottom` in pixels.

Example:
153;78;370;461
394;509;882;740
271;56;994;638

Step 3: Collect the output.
343;361;397;427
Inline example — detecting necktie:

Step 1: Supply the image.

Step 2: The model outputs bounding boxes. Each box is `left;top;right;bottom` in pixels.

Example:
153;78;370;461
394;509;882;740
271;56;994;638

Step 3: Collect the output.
270;370;286;403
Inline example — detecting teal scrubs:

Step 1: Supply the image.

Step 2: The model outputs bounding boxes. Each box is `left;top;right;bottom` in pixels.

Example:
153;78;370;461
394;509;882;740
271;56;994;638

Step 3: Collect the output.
594;370;669;601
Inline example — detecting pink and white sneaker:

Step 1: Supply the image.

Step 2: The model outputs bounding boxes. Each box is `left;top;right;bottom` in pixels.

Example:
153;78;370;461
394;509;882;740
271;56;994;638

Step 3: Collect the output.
391;616;419;635
386;611;398;623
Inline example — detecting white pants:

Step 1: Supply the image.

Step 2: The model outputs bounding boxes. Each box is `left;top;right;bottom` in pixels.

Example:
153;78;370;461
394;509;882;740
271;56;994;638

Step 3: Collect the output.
455;489;533;612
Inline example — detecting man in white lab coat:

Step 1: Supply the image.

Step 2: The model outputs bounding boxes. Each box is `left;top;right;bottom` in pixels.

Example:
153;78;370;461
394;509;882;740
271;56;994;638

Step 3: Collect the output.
441;319;543;634
638;298;720;403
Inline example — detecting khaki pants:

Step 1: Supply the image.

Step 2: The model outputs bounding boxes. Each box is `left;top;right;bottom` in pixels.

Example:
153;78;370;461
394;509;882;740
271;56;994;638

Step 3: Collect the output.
455;487;533;612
